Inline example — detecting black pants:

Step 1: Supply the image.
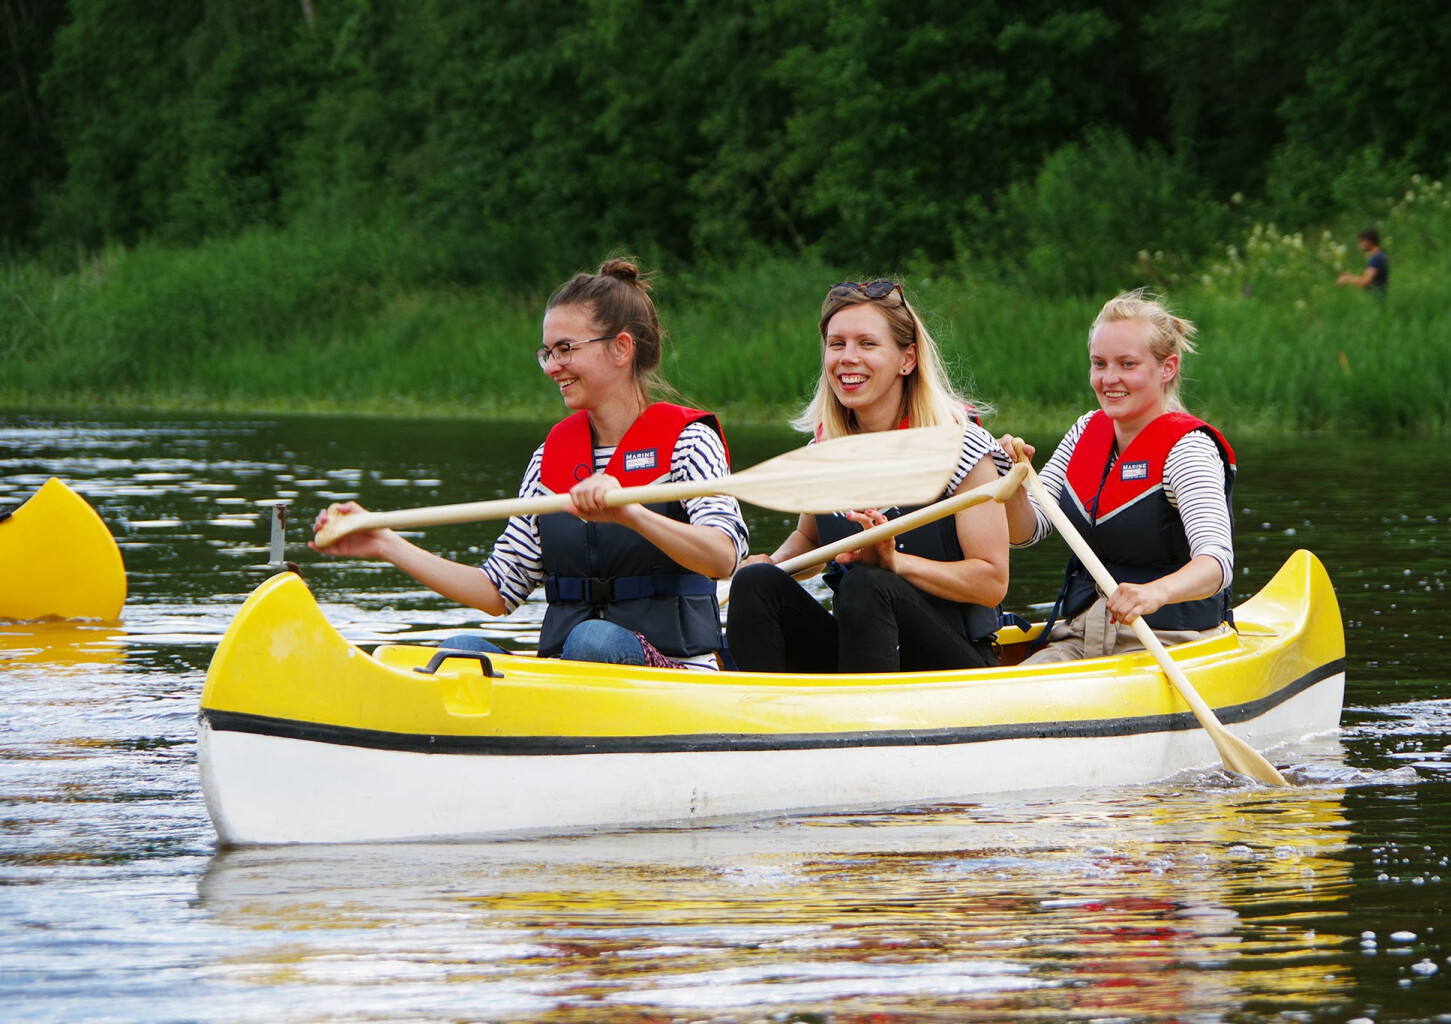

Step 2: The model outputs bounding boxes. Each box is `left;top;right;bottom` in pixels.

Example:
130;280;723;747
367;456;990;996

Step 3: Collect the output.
726;563;998;673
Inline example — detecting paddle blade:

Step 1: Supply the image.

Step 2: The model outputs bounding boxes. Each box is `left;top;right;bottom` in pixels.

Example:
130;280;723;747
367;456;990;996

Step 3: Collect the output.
725;423;964;513
1212;724;1288;785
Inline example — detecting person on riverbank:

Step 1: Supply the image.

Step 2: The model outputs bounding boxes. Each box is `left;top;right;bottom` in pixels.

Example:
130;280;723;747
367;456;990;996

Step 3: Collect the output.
999;290;1235;664
725;280;1011;674
1336;227;1389;296
312;258;748;670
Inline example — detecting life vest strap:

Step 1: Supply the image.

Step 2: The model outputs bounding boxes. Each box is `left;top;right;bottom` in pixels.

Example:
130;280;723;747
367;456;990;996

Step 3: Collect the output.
545;570;716;606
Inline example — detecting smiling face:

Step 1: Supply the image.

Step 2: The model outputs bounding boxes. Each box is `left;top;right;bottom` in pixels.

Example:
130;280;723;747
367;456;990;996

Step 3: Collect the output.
540;303;625;412
822;303;917;432
1089;317;1178;440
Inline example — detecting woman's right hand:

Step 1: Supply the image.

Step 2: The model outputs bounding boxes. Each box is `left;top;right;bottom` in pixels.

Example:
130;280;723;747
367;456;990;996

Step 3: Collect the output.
310;501;394;559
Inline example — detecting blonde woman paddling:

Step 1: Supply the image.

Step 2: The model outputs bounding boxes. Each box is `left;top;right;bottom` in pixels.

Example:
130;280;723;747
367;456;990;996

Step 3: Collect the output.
1000;289;1235;665
726;280;1011;674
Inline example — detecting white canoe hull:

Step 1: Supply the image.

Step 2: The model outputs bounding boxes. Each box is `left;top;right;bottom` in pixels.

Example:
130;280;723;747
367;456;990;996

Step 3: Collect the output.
199;667;1343;845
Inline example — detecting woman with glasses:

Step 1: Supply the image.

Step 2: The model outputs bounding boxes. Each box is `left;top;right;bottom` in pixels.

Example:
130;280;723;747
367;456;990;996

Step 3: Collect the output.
725;280;1011;673
313;258;748;670
998;290;1235;664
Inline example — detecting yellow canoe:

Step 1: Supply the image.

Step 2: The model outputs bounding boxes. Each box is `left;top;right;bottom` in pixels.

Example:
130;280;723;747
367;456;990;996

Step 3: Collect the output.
0;478;126;622
198;549;1345;845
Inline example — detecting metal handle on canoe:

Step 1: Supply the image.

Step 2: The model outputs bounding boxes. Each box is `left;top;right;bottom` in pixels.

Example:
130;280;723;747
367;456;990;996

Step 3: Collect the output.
414;649;505;678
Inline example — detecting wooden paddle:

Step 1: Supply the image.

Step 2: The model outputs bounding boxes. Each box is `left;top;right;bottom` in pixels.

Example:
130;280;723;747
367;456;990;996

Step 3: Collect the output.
1015;449;1287;785
717;462;1028;604
314;423;964;549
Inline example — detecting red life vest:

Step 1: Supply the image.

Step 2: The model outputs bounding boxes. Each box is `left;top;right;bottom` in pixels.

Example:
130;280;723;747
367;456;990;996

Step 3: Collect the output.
536;403;728;658
1055;410;1235;631
540;403;730;494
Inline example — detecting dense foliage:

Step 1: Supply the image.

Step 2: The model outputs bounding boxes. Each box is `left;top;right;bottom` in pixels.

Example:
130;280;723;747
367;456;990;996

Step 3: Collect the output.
4;1;1449;433
6;0;1451;292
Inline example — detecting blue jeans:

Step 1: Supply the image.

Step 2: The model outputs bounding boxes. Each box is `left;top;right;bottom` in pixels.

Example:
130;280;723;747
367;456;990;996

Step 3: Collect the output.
438;633;509;655
441;619;646;666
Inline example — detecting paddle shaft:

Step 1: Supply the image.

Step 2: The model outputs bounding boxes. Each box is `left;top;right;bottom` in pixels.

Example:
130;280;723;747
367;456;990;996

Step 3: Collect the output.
1021;460;1287;786
716;463;1028;603
322;480;720;539
778;462;1028;577
313;423;964;549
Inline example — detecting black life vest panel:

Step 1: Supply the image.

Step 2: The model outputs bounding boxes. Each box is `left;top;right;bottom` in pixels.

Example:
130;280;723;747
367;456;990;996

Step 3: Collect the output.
1055;410;1235;631
536;403;728;658
811;419;1003;643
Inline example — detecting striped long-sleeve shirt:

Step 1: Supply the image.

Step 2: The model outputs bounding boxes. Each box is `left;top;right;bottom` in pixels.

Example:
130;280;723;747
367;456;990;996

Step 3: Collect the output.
1019;411;1235;591
953;419;1014;490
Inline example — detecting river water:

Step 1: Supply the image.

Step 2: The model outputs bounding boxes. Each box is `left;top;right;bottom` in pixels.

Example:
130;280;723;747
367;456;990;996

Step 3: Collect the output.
1;411;1448;1023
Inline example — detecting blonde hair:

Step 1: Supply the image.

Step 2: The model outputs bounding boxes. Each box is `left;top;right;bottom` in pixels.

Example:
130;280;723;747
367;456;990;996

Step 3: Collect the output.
547;257;669;402
792;282;986;438
1089;288;1198;412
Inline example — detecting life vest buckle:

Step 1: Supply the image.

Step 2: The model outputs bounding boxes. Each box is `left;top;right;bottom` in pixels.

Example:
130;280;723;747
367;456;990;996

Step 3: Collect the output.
581;577;612;606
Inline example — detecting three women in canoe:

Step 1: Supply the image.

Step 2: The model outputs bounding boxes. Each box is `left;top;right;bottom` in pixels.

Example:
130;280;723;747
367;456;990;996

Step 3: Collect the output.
725;280;1012;673
312;264;1230;675
999;289;1236;663
312;259;748;670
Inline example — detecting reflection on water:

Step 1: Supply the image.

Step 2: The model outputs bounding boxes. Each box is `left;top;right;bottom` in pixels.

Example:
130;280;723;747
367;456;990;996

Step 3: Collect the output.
0;621;125;671
193;784;1365;1021
3;411;1451;1022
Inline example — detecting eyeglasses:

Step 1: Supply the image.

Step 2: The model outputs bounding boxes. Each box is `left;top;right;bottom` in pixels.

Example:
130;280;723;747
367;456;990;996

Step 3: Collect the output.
535;333;618;370
828;280;903;301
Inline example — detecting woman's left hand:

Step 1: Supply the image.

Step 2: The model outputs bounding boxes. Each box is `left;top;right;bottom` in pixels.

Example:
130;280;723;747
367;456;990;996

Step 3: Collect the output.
997;433;1035;466
834;508;898;572
1106;580;1169;625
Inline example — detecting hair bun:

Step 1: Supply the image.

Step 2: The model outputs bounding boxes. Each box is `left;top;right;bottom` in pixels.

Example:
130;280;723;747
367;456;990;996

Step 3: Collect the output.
599;258;650;292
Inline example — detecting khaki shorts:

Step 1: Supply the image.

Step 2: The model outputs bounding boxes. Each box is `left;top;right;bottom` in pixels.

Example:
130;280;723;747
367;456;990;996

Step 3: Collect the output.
1022;595;1230;664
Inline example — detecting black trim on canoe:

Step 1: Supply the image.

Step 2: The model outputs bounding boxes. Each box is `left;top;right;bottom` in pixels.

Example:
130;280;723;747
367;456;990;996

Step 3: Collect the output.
200;658;1344;757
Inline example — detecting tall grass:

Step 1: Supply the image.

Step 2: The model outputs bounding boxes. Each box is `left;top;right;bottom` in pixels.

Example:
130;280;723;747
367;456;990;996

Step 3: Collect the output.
4;184;1449;434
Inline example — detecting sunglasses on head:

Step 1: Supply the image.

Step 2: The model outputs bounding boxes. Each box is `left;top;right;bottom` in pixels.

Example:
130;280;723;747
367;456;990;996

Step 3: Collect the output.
828;280;903;300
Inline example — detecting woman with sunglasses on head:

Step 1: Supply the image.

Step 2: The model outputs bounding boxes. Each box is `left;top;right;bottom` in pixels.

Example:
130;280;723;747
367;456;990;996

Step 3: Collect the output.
313;258;748;670
725;280;1011;674
998;289;1235;665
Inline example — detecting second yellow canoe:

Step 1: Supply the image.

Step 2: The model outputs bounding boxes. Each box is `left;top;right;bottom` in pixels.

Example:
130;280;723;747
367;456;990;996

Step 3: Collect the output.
0;477;126;622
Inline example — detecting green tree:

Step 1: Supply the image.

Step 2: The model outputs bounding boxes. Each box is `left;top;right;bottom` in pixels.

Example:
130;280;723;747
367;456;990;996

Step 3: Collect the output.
39;0;200;249
1283;0;1451;169
999;127;1223;295
768;0;1134;266
683;0;829;260
165;0;325;240
1140;0;1311;197
0;0;67;245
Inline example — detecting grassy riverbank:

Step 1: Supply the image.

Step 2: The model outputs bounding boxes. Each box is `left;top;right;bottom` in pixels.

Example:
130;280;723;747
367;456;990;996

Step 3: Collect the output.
4;203;1449;436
